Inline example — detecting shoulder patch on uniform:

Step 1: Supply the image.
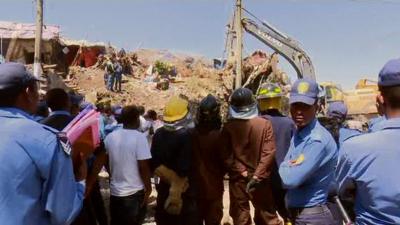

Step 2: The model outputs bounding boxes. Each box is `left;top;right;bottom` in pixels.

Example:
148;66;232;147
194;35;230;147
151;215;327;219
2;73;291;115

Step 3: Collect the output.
290;154;305;166
57;132;71;156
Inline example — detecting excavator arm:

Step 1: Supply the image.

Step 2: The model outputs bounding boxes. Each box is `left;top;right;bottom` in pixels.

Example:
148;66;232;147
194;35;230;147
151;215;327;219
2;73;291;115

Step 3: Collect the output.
242;17;316;80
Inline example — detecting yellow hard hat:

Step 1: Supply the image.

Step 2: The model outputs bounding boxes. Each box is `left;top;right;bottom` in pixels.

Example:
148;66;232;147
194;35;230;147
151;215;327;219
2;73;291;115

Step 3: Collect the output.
258;97;282;112
163;96;189;123
257;82;283;99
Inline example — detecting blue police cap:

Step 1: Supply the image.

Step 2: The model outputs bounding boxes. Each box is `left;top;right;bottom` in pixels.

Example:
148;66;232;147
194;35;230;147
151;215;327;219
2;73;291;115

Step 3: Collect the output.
378;58;400;87
0;62;42;90
289;78;319;105
327;101;348;119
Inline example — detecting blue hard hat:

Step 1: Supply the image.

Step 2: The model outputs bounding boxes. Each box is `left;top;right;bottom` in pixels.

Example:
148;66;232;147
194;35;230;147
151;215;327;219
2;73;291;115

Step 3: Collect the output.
327;101;348;119
378;58;400;87
289;78;319;105
0;62;42;90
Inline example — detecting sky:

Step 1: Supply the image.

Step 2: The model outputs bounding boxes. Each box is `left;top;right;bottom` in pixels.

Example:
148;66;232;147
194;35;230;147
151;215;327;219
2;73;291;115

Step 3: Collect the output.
1;0;400;89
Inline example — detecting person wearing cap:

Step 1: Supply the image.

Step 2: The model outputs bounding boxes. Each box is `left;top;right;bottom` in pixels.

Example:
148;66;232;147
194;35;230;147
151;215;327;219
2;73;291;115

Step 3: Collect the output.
221;87;280;225
279;78;337;224
256;83;295;224
326;101;362;148
150;96;200;225
336;58;400;224
0;62;86;225
319;101;361;224
191;94;225;225
40;88;74;131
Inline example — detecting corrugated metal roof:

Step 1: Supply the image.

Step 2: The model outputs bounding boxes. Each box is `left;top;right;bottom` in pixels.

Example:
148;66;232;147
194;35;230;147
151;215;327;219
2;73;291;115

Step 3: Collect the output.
59;38;107;47
0;21;60;40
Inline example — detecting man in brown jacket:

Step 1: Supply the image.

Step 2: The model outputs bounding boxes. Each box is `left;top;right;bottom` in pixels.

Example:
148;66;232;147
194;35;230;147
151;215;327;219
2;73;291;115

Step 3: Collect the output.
222;88;281;225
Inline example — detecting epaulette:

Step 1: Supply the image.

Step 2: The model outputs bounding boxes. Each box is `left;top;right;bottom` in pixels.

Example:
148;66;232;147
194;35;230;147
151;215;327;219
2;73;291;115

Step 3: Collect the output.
41;124;59;134
57;132;72;156
40;125;72;156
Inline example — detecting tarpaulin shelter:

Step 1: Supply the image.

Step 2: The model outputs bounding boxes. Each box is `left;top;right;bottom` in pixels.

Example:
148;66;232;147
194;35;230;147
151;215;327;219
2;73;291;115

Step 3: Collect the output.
60;38;107;68
0;21;64;66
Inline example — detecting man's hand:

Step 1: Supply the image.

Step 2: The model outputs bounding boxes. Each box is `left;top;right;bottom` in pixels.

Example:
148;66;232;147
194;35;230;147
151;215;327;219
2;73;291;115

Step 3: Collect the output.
142;186;152;207
164;189;184;215
241;170;248;178
246;176;261;193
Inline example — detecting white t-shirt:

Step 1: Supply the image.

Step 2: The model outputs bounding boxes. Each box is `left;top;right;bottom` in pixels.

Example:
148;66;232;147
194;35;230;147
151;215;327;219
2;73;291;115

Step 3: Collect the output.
139;116;151;132
104;128;152;197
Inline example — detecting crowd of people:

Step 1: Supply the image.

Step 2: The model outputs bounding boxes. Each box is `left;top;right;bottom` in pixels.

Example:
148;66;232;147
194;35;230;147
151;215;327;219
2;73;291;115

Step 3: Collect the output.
0;58;399;225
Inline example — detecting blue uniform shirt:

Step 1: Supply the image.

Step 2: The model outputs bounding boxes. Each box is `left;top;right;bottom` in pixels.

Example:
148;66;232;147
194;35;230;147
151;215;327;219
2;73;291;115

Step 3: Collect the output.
279;119;338;207
0;107;84;225
368;116;386;132
336;118;400;225
104;123;123;136
338;127;362;148
262;114;295;166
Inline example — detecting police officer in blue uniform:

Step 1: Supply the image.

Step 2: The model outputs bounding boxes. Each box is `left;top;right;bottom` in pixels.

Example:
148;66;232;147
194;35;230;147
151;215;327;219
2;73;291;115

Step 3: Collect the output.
336;58;400;224
0;63;86;225
279;78;337;224
367;115;385;132
326;101;362;147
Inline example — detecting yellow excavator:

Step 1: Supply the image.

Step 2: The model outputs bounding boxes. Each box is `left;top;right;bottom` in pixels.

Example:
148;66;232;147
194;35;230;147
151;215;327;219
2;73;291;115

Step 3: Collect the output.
320;82;345;103
228;6;378;119
319;80;379;119
344;79;379;118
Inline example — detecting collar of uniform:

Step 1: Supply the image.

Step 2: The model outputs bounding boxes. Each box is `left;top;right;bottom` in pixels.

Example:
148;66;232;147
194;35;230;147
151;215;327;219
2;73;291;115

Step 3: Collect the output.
296;118;317;140
0;107;33;120
49;110;71;117
374;117;400;131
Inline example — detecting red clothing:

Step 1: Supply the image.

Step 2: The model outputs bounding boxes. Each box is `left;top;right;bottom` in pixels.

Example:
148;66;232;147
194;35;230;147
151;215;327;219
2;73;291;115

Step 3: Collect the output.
221;117;276;179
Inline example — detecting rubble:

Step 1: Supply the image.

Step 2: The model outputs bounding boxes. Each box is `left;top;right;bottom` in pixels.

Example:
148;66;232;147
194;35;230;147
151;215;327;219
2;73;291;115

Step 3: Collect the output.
66;49;290;121
68;49;228;114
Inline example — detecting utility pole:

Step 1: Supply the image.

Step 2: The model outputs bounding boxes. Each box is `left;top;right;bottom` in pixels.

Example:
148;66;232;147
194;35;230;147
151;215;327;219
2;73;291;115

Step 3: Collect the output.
234;0;243;89
1;34;3;56
33;0;43;78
